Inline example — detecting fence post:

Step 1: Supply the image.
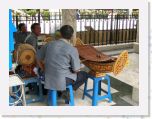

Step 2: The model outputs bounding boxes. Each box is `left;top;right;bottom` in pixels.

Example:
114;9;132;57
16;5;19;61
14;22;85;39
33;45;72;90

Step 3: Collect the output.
115;14;119;44
136;20;139;43
16;15;18;29
109;10;113;44
38;10;40;23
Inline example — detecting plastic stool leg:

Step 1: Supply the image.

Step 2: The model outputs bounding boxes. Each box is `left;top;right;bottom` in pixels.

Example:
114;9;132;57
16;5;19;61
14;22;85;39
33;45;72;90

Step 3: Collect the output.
48;90;57;106
98;80;101;95
92;79;98;106
13;86;21;97
65;88;69;104
48;90;51;106
38;81;43;101
107;75;112;102
82;80;88;100
51;90;57;106
68;85;74;106
9;96;14;106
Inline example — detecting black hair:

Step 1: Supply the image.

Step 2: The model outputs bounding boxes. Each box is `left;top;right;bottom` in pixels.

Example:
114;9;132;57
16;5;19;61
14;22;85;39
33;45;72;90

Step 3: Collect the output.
31;23;40;31
18;23;25;31
60;25;74;39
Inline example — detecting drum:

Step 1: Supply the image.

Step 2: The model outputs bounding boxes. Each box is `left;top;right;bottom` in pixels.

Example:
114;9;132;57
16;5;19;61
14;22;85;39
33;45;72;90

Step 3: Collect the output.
14;44;36;65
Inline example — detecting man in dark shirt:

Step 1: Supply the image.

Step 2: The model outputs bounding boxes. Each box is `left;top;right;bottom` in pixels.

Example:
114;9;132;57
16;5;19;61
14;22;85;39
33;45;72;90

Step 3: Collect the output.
14;23;29;48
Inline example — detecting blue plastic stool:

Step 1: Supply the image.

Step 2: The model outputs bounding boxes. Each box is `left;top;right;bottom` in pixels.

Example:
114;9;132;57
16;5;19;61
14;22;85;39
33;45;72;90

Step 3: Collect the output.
9;96;15;106
82;74;112;106
23;77;43;104
48;84;74;106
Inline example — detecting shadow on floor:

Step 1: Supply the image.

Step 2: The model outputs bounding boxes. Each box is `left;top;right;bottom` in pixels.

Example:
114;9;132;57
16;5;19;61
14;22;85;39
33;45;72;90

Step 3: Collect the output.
103;76;133;106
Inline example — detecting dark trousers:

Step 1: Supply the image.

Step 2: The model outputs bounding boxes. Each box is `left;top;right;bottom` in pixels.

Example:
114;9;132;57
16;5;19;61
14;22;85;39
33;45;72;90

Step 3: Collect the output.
66;71;88;91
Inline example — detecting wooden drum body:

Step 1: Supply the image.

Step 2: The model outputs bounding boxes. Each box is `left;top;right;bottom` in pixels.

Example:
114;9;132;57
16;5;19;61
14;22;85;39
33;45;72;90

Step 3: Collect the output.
83;50;128;76
75;38;128;76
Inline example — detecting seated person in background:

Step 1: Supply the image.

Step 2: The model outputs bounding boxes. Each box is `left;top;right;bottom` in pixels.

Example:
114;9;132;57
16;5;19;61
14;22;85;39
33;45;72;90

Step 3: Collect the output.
37;25;88;99
23;23;41;94
14;23;29;49
25;23;41;51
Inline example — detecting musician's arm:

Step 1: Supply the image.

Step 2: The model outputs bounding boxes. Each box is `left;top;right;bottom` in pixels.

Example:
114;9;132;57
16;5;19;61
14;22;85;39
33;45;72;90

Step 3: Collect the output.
36;44;47;71
70;48;81;73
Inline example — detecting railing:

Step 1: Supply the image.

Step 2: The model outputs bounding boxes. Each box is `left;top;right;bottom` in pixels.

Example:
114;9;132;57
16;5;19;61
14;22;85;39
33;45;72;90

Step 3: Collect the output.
12;14;138;46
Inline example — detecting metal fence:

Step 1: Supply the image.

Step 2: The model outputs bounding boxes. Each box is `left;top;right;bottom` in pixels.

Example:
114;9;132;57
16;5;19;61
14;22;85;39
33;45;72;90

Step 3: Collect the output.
12;13;138;46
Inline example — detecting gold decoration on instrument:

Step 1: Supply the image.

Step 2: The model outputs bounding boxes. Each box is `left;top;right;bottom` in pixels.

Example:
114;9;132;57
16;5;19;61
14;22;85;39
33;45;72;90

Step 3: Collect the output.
83;61;115;73
43;36;52;42
113;50;128;76
75;37;84;46
89;70;106;77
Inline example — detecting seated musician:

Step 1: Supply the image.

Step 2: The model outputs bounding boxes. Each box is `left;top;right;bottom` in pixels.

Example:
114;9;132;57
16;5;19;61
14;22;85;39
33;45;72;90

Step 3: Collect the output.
14;23;41;76
19;23;41;93
36;25;88;99
25;23;41;51
14;23;29;49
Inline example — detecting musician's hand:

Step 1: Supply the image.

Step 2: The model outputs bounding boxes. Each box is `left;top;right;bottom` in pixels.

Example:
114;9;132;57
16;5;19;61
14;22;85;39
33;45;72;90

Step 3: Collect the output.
69;67;80;74
36;59;45;72
40;67;45;72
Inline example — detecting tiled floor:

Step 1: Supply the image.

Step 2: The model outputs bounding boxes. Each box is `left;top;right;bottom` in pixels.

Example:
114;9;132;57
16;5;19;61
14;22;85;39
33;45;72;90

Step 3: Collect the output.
27;82;118;106
27;53;138;106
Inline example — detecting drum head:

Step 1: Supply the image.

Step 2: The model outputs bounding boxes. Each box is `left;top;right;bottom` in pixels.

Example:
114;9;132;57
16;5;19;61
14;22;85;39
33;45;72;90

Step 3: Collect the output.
19;50;35;65
16;44;36;65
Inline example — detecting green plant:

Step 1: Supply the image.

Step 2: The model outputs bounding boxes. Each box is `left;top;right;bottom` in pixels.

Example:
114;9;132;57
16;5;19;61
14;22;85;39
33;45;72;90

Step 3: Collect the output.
19;9;38;16
41;9;51;20
27;9;37;16
13;12;21;16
